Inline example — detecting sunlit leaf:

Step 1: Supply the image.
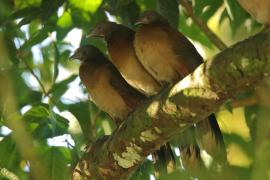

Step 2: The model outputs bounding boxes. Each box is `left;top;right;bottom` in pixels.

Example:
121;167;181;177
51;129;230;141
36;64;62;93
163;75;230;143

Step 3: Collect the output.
43;147;70;180
57;12;73;29
20;27;50;51
69;0;102;13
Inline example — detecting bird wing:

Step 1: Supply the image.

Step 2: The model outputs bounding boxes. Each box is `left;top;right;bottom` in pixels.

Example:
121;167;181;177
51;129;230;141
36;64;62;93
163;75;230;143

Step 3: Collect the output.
107;63;146;109
163;25;203;67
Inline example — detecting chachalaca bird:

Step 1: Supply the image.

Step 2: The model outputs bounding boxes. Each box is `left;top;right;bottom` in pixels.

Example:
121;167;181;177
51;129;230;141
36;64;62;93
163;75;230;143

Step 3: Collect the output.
88;21;162;97
70;45;145;126
89;23;176;175
237;0;270;26
134;10;226;168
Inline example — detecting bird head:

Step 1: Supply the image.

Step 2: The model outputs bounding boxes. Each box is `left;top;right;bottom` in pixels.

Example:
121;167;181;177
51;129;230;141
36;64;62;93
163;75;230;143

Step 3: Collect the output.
88;21;118;38
70;45;101;62
135;10;166;25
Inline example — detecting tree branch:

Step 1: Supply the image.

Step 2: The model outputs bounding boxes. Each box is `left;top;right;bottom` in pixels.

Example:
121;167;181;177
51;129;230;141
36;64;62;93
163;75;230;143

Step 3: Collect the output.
179;0;228;50
73;31;270;179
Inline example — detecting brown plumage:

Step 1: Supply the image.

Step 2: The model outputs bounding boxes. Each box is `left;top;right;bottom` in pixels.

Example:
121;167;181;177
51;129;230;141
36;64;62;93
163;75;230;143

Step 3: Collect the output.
89;21;162;96
70;45;145;126
134;10;226;166
89;22;176;175
237;0;270;25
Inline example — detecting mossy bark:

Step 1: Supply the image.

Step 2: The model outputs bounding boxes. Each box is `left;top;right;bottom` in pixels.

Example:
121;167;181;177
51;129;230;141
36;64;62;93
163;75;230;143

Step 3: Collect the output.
72;31;270;179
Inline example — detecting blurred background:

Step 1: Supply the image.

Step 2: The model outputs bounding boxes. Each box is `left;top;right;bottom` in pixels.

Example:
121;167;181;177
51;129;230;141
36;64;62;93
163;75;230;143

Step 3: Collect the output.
0;0;269;179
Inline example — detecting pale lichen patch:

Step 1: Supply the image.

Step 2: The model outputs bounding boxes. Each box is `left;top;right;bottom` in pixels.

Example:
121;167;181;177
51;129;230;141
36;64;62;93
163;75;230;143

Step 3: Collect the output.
146;101;160;117
178;106;197;118
179;123;187;127
230;62;237;70
169;66;209;97
113;153;133;168
113;143;143;168
131;143;142;152
140;130;159;142
154;127;162;134
163;100;177;114
240;57;250;68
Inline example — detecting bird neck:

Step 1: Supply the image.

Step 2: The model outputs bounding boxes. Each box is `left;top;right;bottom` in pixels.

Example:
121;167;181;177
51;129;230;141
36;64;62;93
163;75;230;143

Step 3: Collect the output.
146;21;169;27
81;56;107;67
105;26;134;43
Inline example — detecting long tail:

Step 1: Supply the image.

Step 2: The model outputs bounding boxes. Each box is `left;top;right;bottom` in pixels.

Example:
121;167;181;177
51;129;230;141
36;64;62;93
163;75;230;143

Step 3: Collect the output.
152;143;176;177
195;114;227;165
177;126;203;171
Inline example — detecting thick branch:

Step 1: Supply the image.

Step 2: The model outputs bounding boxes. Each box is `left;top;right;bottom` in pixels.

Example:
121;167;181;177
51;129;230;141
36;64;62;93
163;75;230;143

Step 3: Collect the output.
73;31;270;179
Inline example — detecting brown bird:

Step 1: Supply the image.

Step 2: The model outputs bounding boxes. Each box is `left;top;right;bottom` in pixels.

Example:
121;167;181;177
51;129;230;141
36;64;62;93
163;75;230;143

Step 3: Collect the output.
88;21;162;97
134;10;226;167
237;0;270;26
89;23;176;175
70;45;145;126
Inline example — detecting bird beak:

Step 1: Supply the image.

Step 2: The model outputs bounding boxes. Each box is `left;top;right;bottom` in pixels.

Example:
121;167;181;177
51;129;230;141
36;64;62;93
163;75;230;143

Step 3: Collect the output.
69;53;79;60
87;31;95;38
87;29;103;38
135;18;147;26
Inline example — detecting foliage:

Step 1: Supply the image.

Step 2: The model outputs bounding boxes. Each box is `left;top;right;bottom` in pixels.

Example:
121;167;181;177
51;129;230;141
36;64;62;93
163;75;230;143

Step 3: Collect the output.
0;0;269;179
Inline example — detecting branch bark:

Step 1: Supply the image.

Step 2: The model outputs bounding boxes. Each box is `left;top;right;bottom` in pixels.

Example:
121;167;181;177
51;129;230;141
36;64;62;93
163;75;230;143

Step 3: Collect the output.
73;31;270;179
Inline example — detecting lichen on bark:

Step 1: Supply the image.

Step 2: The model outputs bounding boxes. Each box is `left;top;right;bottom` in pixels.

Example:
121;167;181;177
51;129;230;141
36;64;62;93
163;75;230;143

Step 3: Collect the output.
73;30;270;179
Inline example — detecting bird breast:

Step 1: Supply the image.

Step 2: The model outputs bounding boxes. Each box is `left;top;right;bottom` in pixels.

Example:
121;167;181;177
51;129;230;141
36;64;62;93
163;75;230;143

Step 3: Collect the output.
135;26;183;84
108;38;162;96
79;64;130;120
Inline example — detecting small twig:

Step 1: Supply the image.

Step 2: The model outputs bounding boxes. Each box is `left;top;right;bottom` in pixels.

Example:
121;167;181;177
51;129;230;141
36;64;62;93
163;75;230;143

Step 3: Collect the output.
88;100;101;141
219;96;259;111
230;96;258;108
16;50;58;105
179;0;227;50
20;57;48;95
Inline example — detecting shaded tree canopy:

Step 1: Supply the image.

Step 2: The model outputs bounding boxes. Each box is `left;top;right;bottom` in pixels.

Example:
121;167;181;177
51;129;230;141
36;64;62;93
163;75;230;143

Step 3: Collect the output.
0;0;269;179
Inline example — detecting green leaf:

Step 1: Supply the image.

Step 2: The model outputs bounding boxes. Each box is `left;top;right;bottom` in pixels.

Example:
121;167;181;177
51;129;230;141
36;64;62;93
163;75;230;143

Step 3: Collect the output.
135;0;156;11
48;74;77;100
70;9;91;28
224;0;249;35
244;105;258;141
20;27;50;51
23;104;69;139
67;102;91;140
69;0;103;13
179;10;213;48
52;42;60;84
0;136;20;169
39;0;65;22
224;101;233;113
23;104;50;123
157;0;179;28
130;160;154;180
9;7;40;20
0;0;14;24
43;147;70;180
193;0;223;22
57;11;73;29
10;69;42;107
157;169;191;180
15;0;42;8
